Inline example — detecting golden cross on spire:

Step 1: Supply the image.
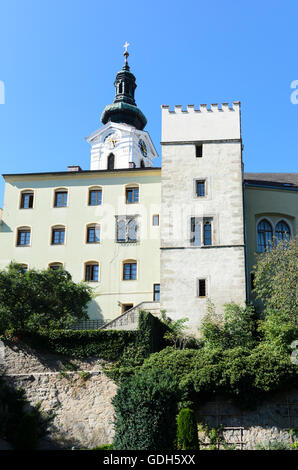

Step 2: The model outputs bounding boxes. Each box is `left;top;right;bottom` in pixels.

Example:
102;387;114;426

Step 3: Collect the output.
123;41;130;63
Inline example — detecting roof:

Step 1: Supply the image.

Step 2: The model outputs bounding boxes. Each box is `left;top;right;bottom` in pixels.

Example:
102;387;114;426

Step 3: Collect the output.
2;167;161;179
244;173;298;189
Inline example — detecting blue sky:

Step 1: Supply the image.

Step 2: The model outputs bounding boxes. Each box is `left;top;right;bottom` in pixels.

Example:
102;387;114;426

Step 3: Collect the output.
0;0;297;206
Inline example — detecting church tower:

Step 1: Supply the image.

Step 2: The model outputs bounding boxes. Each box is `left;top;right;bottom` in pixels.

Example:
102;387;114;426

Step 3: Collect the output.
86;44;157;170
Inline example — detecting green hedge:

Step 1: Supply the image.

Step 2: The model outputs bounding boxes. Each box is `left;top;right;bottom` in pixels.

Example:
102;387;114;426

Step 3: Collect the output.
19;312;168;361
24;329;138;360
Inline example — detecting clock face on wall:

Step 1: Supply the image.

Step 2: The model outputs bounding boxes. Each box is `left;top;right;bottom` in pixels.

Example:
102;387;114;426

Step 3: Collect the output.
138;139;147;157
104;132;117;147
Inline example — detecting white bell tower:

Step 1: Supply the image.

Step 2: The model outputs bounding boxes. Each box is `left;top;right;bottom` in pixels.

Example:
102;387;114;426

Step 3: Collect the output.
86;44;157;170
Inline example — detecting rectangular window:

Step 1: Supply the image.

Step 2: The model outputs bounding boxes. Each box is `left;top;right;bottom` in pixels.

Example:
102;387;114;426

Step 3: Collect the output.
51;228;65;245
196;144;203;158
196;180;205;197
17;229;31;246
20;192;34;209
203;221;212;246
85;264;99;282
54;191;67;207
190;217;201;246
126;187;139;204
198;279;206;297
153;284;160;301
116;216;138;243
87;226;100;243
123;262;137;280
88;189;102;206
152;215;159;226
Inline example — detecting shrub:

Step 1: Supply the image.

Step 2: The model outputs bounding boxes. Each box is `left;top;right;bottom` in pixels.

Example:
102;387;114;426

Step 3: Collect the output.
15;413;38;450
177;408;199;450
0;263;92;334
23;329;138;360
112;368;179;450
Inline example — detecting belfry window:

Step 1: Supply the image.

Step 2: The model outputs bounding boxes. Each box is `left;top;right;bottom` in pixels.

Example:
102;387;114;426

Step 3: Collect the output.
107;153;115;170
257;219;273;252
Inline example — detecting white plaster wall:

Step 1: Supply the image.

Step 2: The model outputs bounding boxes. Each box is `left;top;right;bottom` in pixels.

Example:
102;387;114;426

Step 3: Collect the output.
0;170;161;322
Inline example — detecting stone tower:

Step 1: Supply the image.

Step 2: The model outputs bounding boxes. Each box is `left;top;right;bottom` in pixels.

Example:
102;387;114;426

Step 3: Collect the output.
160;103;247;333
86;45;157;170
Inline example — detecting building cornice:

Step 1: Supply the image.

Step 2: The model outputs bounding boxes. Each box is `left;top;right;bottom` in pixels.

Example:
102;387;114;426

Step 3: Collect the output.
2;167;161;181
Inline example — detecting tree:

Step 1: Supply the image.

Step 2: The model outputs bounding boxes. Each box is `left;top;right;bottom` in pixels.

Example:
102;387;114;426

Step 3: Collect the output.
253;237;298;351
177;408;199;450
112;368;179;450
159;311;198;349
0;262;92;334
200;301;257;350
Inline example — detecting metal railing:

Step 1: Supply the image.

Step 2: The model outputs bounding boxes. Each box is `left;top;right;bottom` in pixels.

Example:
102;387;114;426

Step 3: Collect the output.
67;319;111;330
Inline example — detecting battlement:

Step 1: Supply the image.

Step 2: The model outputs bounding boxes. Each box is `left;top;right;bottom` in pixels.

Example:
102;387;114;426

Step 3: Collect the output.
161;102;240;113
161;102;241;142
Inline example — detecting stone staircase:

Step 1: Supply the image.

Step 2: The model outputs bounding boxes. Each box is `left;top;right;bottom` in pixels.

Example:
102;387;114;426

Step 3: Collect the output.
101;301;160;330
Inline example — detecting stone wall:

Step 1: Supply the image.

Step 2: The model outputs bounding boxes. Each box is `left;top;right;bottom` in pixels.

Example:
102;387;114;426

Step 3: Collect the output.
0;341;117;449
196;390;298;449
1;341;297;450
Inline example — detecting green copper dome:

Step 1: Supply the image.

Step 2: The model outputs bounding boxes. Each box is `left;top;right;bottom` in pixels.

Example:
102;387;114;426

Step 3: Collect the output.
101;54;147;130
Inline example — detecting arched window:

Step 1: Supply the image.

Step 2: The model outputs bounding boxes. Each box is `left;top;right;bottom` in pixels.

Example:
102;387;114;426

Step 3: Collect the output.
275;220;291;244
88;187;102;206
140;159;145;168
20;190;34;209
257;219;273;252
86;224;100;243
49;262;63;270
107;153;115;170
84;262;99;282
54;188;68;207
122;260;137;280
51;225;65;245
16;227;31;246
18;263;28;273
125;184;139;204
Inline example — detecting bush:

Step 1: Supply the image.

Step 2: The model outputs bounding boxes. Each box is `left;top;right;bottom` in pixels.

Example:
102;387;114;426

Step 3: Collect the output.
23;329;138;360
177;408;199;450
0;263;92;334
112;368;179;450
200;302;257;350
15;413;38;450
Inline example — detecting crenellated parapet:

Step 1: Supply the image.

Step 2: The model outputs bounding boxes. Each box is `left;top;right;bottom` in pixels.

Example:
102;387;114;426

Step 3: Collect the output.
161;102;241;142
